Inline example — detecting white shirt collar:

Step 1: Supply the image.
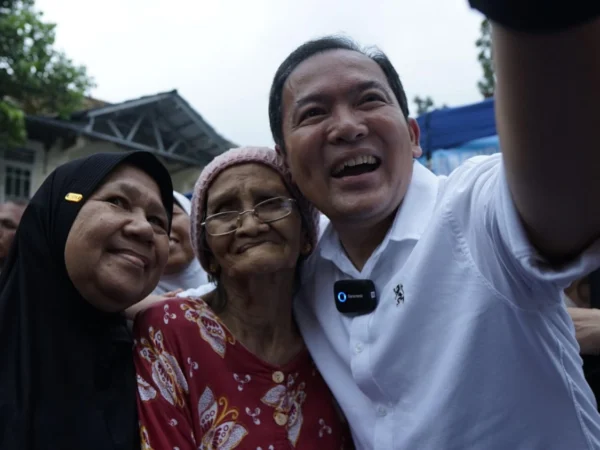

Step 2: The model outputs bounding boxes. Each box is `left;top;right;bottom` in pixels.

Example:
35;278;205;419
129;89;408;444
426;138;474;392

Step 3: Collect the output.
386;160;441;243
317;161;442;271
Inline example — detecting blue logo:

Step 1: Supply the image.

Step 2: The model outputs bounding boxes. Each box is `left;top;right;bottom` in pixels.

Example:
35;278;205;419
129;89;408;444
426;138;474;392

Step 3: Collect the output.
337;292;347;303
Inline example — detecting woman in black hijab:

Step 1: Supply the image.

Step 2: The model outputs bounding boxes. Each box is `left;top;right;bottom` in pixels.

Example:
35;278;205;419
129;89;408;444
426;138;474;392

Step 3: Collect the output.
0;151;174;450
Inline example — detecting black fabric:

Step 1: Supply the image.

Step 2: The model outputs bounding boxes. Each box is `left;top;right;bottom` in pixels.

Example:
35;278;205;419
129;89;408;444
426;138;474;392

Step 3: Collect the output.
582;355;600;409
0;151;173;450
583;269;600;410
589;269;600;310
469;0;600;32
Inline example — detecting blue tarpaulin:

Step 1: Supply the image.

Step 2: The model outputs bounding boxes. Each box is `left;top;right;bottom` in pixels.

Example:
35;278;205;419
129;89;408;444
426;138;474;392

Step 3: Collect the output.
417;97;496;154
427;135;500;175
184;98;499;194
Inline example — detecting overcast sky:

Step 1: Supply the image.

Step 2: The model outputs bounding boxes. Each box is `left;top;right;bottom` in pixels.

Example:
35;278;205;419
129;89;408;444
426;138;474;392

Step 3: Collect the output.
35;0;485;147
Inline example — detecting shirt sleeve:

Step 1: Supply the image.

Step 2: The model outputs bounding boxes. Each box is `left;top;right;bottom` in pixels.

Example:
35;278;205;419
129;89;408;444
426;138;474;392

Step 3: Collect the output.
442;153;600;308
133;302;197;449
177;283;216;299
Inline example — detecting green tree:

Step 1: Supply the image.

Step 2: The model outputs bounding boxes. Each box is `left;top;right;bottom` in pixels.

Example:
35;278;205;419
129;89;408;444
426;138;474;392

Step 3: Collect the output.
414;95;435;116
475;18;495;98
413;95;447;116
0;0;94;145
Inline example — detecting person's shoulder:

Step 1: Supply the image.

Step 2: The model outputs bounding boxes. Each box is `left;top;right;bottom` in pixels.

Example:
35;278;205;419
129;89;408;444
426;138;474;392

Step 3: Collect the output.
436;153;503;204
135;297;210;332
177;282;216;298
446;153;502;184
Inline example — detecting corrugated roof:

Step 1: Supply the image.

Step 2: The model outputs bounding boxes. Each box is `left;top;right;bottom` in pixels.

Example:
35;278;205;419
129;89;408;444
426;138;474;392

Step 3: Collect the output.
27;90;235;167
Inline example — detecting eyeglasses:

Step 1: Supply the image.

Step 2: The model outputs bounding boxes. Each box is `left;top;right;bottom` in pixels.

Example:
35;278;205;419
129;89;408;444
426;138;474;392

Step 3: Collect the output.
202;196;297;236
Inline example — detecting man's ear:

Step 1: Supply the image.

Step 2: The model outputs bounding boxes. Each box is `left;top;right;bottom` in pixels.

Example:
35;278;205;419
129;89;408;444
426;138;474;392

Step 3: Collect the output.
408;118;423;159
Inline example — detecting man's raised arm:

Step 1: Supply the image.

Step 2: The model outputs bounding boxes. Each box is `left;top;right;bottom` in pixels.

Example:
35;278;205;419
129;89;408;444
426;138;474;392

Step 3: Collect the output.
471;2;600;262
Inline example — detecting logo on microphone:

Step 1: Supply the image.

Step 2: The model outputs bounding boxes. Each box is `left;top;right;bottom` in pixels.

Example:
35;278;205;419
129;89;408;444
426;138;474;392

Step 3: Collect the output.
337;292;347;303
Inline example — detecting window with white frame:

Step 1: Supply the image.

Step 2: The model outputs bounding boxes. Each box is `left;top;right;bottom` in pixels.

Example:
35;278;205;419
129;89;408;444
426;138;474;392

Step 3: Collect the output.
0;148;35;203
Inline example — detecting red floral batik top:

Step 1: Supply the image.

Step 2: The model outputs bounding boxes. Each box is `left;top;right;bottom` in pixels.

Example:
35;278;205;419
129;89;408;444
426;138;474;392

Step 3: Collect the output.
133;297;354;450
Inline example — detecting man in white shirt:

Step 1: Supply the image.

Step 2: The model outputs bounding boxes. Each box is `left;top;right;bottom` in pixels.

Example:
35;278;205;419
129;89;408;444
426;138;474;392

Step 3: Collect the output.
267;3;600;449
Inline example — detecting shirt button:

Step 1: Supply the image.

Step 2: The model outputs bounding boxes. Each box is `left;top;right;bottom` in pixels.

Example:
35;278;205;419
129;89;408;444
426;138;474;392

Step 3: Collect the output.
272;371;284;383
274;412;288;426
354;343;363;354
377;406;387;417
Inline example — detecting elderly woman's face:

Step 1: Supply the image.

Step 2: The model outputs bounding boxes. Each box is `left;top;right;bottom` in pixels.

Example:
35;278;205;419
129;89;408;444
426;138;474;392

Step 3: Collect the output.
205;163;306;279
64;164;170;312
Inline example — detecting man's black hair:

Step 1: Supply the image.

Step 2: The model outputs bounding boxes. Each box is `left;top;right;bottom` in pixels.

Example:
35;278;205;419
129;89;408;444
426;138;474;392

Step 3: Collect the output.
268;35;410;153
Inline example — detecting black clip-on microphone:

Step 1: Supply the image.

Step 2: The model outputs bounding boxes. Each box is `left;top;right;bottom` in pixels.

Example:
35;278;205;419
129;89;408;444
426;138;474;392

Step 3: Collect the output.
334;279;378;315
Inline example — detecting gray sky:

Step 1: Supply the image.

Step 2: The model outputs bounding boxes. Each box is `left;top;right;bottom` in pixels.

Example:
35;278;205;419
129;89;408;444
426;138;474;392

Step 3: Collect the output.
36;0;485;147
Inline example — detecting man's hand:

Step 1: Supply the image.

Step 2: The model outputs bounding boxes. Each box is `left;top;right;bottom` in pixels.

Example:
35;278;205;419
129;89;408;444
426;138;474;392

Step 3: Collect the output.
568;307;600;355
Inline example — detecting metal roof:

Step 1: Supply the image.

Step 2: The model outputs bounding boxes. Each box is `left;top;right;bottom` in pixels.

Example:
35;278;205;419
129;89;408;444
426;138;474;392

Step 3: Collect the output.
26;90;235;167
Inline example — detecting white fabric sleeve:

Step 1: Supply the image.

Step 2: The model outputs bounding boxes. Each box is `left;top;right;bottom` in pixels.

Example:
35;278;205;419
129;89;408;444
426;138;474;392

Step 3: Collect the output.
176;282;216;298
442;153;600;307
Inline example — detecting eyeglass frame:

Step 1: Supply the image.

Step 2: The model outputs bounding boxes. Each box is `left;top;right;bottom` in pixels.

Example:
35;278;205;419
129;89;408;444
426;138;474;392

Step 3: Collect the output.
201;196;297;236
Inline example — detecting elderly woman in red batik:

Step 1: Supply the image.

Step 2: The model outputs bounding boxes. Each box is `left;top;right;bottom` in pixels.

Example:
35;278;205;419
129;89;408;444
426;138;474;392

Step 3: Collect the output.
133;147;354;449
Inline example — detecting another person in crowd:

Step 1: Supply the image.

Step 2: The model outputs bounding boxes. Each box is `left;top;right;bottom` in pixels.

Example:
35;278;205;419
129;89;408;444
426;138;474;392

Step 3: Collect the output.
152;191;208;295
134;147;353;449
565;275;600;354
126;192;208;320
564;272;600;407
0;151;173;450
266;5;600;449
0;200;26;273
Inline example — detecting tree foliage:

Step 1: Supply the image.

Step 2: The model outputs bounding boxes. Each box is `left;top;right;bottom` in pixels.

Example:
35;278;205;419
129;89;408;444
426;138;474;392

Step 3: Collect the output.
414;95;435;116
413;95;447;116
0;0;94;145
475;18;495;98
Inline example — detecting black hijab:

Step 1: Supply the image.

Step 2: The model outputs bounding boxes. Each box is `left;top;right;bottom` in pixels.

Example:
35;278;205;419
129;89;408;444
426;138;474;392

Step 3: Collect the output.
0;151;173;450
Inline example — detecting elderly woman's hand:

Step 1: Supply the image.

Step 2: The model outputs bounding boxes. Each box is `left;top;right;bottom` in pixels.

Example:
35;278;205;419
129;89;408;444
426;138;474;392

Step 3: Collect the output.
163;289;183;298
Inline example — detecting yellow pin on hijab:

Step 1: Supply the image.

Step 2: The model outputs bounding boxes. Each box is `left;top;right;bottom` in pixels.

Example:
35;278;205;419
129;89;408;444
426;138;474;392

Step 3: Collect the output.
65;193;83;203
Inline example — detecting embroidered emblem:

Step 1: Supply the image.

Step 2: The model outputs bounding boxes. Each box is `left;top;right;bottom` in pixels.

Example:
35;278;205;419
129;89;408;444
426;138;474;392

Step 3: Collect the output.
65;192;83;202
394;284;404;306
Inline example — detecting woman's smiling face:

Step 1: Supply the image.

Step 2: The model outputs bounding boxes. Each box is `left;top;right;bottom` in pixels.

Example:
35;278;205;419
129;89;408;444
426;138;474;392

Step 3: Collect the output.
204;163;306;279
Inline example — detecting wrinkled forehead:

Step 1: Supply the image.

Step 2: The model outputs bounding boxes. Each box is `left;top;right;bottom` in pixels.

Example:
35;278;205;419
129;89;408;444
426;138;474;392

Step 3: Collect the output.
284;49;393;103
98;163;158;194
94;163;167;213
207;163;289;204
100;162;147;185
